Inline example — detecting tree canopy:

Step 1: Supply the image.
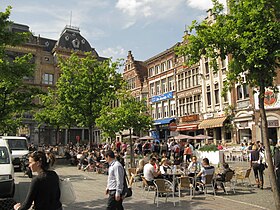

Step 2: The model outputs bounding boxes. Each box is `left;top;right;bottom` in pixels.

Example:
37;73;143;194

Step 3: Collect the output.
0;6;38;134
176;0;280;207
96;91;153;140
54;53;124;143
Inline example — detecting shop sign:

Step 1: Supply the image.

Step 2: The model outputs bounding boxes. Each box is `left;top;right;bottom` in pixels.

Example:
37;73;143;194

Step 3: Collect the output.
169;122;177;131
181;114;199;122
268;120;279;127
204;113;214;119
151;91;173;103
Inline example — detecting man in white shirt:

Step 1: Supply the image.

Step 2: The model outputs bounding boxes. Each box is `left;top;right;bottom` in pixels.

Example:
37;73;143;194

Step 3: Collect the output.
143;157;161;185
105;150;125;210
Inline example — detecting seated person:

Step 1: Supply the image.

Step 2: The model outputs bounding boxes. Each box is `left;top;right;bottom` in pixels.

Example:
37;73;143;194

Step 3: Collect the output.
215;163;234;191
159;159;172;180
196;158;215;191
187;156;202;177
143;157;161;186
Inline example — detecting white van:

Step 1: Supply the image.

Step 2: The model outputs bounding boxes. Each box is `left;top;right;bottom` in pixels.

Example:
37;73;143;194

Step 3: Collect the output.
0;140;15;198
0;136;29;168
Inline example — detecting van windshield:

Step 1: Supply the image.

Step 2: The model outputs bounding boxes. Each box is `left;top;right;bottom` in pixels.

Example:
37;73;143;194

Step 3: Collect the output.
0;147;10;164
7;139;28;150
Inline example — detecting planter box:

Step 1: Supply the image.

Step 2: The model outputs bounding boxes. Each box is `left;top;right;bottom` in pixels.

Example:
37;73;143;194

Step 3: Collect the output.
195;150;224;165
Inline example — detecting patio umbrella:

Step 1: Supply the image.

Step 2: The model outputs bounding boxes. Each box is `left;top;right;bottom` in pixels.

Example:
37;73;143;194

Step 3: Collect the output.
194;134;213;140
139;136;154;140
171;134;195;140
123;135;139;139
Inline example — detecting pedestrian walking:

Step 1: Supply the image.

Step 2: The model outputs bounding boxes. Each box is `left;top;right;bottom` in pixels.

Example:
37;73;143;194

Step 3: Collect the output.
14;151;62;210
105;150;125;210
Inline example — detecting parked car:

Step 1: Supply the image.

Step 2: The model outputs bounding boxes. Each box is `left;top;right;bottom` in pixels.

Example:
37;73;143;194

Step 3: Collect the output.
0;140;15;198
0;136;29;169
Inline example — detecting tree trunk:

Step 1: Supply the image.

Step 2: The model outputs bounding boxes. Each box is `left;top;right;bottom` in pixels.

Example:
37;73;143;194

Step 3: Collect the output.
259;83;280;209
89;124;93;146
129;128;135;167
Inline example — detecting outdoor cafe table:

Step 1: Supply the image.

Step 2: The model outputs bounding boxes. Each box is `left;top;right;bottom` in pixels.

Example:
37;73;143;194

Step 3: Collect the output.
165;169;184;191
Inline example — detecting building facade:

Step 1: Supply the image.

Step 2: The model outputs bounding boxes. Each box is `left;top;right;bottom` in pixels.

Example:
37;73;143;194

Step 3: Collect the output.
7;23;105;145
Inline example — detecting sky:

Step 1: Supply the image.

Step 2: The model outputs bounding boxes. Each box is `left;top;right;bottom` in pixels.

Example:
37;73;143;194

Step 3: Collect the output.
1;0;227;61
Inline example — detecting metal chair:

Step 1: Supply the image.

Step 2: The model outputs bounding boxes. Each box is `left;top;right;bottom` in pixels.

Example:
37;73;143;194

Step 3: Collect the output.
223;151;232;162
127;167;137;186
235;168;251;187
153;179;176;207
177;176;194;202
141;176;153;197
196;174;216;198
220;171;236;194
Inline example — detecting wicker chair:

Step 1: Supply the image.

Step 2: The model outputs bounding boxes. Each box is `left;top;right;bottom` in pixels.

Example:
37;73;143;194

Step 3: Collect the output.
153;179;176;207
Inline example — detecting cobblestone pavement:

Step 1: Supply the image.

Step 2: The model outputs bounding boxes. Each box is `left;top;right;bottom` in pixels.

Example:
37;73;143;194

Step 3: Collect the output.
13;161;276;210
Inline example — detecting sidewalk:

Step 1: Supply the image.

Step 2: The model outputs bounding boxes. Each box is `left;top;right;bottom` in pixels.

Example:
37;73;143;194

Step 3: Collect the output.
54;163;275;210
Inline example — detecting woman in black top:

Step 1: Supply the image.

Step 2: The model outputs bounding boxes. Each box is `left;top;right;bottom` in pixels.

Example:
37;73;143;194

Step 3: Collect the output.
14;151;62;210
250;144;264;189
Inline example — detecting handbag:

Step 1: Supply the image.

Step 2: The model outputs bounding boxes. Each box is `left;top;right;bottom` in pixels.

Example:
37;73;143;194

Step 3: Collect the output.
124;186;132;198
122;170;133;198
59;178;76;205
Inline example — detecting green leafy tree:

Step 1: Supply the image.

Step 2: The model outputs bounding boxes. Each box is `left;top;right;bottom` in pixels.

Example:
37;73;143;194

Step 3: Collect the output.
0;6;38;134
35;90;72;144
56;53;124;144
96;91;153;166
176;0;280;207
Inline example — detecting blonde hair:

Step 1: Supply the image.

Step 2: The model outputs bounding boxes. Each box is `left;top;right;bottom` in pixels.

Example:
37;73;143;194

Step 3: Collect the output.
252;144;258;150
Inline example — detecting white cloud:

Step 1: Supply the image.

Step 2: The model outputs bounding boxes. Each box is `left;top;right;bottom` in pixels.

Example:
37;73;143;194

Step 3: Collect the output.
186;0;227;10
115;0;184;28
116;0;160;18
101;46;126;60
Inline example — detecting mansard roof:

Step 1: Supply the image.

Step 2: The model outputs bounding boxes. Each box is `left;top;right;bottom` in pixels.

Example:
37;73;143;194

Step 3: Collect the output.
55;25;98;56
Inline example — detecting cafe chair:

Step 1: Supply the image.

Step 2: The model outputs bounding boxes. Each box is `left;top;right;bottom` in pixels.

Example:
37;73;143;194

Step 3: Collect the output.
141;176;153;197
220;171;236;194
127;167;137;186
223;151;232;162
235;168;251;187
177;176;194;202
196;174;216;198
153;179;176;207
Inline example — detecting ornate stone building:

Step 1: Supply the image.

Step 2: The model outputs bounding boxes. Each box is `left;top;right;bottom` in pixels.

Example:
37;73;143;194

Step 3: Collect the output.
7;23;106;145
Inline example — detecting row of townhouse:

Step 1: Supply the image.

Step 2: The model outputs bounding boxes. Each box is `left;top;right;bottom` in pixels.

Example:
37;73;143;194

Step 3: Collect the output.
7;11;280;146
123;10;280;145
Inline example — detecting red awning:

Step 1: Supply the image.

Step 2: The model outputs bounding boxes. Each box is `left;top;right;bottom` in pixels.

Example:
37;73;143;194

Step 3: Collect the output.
176;124;198;131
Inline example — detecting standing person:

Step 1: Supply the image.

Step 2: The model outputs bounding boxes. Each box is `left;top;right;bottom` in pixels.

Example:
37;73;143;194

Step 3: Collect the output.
14;151;62;210
250;144;265;189
274;140;280;192
105;150;125;210
184;143;192;163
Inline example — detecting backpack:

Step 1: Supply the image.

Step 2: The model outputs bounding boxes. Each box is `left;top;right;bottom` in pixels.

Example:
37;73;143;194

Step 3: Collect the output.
175;146;180;153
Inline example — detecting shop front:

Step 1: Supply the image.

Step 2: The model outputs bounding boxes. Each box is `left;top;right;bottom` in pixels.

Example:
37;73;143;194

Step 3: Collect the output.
233;111;254;144
198;116;227;144
177;114;200;136
152;117;176;141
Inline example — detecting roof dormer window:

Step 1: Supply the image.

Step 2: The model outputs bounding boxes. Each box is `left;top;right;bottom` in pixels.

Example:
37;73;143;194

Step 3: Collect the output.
72;38;80;48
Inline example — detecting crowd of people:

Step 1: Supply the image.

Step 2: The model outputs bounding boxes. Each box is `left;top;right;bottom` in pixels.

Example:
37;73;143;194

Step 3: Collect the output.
15;137;280;210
